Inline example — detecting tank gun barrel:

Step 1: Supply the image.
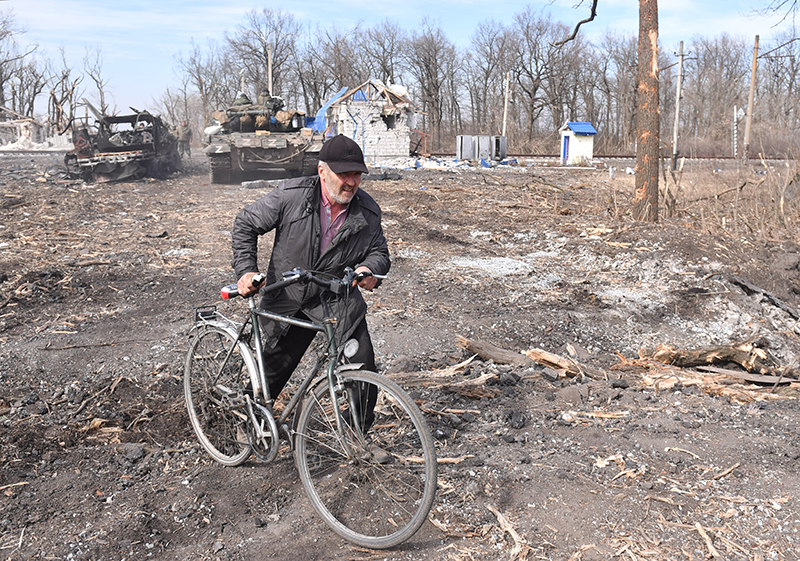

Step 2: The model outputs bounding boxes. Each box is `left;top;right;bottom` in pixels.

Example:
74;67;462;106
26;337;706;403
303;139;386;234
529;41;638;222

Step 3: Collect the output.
227;109;280;117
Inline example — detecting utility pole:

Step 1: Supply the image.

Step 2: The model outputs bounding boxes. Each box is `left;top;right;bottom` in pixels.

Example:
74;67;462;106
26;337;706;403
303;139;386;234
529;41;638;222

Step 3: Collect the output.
743;35;759;162
501;72;510;138
671;41;684;171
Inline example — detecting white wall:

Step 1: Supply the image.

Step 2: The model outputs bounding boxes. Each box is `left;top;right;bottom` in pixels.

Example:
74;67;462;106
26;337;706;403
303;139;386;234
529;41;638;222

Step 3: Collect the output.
561;132;594;165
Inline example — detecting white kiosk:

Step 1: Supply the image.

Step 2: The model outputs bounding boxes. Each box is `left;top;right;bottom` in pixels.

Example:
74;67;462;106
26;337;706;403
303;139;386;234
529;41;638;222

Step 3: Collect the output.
559;122;597;166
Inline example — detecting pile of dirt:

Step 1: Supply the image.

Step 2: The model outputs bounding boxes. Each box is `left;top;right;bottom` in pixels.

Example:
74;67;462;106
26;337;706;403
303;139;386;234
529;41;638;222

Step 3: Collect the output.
1;153;799;560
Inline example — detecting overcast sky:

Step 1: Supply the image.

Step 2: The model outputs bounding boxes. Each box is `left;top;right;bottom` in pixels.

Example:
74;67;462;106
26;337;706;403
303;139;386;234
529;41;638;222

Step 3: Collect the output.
5;0;797;113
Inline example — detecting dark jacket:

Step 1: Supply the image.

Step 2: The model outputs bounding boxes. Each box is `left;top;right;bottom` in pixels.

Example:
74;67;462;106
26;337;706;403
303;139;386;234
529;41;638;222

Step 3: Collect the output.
231;175;390;346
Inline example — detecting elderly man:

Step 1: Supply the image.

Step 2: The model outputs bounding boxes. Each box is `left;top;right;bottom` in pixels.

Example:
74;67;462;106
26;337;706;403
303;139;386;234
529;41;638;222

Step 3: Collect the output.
231;135;389;424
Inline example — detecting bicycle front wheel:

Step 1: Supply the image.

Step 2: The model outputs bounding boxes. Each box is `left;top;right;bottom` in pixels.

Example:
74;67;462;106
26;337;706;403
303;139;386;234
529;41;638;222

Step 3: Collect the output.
184;324;255;466
294;370;437;549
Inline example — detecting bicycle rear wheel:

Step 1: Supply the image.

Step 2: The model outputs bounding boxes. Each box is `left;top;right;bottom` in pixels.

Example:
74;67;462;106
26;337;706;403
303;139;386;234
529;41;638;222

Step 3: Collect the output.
184;324;255;466
294;370;437;549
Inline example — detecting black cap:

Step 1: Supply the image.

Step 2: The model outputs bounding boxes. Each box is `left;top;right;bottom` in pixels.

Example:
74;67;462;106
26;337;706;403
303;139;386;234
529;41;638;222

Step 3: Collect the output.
319;135;369;174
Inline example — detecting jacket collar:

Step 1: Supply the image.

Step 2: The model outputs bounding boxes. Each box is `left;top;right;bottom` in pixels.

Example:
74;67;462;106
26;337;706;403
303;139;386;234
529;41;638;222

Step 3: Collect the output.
307;177;368;235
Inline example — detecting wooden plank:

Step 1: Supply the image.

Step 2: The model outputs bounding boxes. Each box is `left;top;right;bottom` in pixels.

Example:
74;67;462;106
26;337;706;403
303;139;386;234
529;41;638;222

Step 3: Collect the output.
696;365;793;385
456;335;532;366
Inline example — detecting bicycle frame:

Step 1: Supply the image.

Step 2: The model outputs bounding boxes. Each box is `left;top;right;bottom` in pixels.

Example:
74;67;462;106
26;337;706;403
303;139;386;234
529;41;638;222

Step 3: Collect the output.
206;273;364;448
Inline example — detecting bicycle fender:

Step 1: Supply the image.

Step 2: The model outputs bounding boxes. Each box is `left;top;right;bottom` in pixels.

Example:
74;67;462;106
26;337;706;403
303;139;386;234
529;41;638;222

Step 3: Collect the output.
189;320;239;338
336;363;365;373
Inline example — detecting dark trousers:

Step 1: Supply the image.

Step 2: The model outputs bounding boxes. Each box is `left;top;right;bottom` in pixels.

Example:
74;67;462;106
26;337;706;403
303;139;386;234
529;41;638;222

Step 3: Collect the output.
261;313;378;428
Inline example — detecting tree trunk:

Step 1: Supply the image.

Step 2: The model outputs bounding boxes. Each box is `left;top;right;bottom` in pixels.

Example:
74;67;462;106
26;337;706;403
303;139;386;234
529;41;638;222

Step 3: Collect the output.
632;0;660;222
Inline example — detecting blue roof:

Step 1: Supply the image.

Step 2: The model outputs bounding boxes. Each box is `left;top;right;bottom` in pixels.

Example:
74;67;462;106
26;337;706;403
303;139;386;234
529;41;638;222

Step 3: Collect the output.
565;122;597;135
312;86;348;132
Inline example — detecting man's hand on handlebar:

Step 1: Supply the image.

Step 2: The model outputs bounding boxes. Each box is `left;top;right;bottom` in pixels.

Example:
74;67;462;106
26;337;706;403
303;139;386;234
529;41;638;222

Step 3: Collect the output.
354;266;378;291
237;272;263;297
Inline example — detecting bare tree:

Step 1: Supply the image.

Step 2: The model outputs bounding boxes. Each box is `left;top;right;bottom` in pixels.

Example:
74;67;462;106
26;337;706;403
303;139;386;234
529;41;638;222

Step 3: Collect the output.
759;0;800;20
175;39;233;123
511;8;557;150
48;47;83;133
542;25;589;131
83;45;111;113
153;86;182;126
406;18;460;150
442;50;465;139
318;23;368;91
465;20;516;135
225;8;301;100
756;31;800;154
0;11;37;115
363;20;409;87
9;56;48;117
593;32;638;152
291;24;338;115
680;34;748;155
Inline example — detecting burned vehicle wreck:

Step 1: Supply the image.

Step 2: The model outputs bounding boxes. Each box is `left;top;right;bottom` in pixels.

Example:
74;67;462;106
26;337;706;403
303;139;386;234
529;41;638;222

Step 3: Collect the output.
65;103;182;183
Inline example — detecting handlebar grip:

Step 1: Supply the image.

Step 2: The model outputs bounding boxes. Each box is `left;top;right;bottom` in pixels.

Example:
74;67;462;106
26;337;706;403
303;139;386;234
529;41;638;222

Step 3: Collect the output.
221;284;239;299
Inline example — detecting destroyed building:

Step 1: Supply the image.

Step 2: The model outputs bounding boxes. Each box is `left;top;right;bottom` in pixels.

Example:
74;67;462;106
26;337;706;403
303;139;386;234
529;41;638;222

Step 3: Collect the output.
0;105;46;147
0;119;43;146
0;106;72;151
324;80;418;164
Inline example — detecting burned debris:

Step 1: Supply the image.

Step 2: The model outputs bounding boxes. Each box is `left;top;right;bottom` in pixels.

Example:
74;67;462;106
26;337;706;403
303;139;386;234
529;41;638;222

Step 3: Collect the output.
64;101;181;183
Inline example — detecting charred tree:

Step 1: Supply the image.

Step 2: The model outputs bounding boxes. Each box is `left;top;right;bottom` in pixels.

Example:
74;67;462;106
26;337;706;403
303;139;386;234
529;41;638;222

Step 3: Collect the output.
632;0;660;222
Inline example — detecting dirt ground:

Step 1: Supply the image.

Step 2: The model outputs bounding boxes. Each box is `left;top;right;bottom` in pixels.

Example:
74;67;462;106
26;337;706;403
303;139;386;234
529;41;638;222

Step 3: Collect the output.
2;151;800;561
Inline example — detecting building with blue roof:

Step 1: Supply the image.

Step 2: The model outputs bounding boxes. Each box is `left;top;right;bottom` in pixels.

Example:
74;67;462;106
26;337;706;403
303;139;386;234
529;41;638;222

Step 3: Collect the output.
559;121;598;166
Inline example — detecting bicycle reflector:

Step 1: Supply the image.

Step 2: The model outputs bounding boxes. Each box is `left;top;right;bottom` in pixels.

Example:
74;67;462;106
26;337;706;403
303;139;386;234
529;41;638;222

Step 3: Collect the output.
221;284;238;299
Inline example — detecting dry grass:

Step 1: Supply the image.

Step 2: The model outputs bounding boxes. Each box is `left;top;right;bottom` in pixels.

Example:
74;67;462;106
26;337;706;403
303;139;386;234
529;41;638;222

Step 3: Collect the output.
659;158;800;241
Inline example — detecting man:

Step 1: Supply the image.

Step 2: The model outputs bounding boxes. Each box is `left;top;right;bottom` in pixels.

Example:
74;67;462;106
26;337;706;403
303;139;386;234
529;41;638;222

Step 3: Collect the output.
176;121;192;157
231;135;389;425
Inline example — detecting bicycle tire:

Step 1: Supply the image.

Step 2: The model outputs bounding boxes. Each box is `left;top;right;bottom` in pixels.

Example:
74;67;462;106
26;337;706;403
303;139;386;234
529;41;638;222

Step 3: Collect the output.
294;370;437;549
184;324;256;466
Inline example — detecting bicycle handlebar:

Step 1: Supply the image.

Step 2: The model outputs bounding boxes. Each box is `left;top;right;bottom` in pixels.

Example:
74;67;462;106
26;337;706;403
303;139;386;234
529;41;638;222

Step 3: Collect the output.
220;267;385;300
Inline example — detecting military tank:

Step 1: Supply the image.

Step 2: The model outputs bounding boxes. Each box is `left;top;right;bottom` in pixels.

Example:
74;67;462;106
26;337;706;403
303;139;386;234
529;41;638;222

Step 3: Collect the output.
204;90;324;184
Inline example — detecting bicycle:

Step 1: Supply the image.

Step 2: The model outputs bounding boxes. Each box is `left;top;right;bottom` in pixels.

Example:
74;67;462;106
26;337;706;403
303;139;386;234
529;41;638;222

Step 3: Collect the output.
183;267;437;549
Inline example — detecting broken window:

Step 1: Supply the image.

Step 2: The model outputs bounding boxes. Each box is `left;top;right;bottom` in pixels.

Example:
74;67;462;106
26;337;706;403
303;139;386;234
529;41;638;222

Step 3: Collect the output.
381;114;396;130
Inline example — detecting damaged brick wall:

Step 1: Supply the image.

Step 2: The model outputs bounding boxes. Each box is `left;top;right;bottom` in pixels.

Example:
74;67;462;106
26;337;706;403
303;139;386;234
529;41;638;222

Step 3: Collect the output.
329;100;415;163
